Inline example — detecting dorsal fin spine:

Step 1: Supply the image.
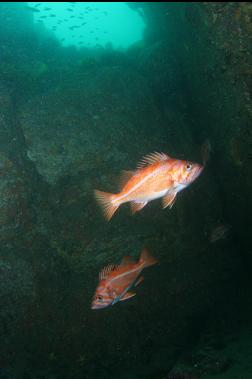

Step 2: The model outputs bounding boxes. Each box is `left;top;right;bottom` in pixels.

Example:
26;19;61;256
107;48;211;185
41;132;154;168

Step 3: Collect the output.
99;264;116;280
137;152;170;169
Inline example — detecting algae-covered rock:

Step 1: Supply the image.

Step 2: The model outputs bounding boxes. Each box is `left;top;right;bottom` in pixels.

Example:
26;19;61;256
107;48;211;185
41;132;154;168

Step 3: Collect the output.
0;255;35;361
19;66;165;185
0;81;35;245
0;61;48;83
0;153;30;240
139;40;180;100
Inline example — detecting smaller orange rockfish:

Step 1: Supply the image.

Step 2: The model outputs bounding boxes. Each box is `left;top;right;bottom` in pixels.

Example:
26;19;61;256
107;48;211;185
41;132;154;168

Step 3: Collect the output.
91;249;158;310
95;152;203;220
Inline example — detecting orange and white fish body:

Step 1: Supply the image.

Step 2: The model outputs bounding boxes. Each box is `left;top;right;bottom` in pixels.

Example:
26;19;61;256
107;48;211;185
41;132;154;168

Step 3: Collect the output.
95;152;203;220
91;249;158;310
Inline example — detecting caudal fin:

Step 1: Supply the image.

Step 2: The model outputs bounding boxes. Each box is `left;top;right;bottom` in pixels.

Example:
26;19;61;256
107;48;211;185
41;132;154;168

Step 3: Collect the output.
139;248;158;268
94;190;119;221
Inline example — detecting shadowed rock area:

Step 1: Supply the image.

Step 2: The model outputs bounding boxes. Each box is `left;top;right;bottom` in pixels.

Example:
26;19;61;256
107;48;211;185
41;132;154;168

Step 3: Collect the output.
0;2;251;379
19;66;165;185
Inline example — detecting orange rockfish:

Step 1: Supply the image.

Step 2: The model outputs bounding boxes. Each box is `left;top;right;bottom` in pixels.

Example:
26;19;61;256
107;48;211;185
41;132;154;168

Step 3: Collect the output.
95;152;203;220
91;249;158;310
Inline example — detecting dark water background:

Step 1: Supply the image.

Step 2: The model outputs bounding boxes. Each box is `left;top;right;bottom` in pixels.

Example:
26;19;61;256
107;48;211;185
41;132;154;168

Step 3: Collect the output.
0;2;251;379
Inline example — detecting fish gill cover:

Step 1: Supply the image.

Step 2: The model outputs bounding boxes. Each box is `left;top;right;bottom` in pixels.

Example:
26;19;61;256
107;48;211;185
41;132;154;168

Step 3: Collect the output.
0;2;252;379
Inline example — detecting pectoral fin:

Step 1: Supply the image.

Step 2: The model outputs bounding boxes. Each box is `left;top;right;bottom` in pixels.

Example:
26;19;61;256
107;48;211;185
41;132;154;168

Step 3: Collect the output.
162;192;177;209
120;291;136;302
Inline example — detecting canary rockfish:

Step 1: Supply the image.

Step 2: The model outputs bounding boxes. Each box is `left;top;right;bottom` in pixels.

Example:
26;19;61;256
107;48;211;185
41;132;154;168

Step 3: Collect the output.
91;249;158;310
95;152;203;220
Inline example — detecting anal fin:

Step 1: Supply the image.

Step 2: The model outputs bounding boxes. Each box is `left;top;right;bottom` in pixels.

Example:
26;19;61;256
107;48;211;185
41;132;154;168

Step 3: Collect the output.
120;291;136;302
162;192;177;209
131;201;147;214
134;276;144;287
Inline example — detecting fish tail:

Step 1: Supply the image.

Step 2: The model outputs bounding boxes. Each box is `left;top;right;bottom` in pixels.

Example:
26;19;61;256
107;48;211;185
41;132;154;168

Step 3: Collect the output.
94;190;119;221
139;248;158;268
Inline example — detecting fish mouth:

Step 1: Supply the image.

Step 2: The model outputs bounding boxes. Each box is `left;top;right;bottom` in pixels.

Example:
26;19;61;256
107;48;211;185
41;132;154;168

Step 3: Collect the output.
91;301;111;310
91;304;105;310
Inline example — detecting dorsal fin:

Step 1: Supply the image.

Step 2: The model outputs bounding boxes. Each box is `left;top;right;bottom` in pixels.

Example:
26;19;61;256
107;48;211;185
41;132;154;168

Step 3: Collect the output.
99;264;117;280
118;170;135;189
119;255;135;266
137;152;170;169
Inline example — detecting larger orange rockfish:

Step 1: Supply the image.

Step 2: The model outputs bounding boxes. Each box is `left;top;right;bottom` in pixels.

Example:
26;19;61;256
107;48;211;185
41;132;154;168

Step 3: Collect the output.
91;249;158;310
95;152;203;220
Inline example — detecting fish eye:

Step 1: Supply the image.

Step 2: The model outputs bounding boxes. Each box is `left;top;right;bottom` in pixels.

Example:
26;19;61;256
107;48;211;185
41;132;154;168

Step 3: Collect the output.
97;295;103;302
186;163;193;171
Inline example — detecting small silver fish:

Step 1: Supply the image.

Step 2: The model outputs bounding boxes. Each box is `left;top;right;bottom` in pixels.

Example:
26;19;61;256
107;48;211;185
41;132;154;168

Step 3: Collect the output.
210;224;230;243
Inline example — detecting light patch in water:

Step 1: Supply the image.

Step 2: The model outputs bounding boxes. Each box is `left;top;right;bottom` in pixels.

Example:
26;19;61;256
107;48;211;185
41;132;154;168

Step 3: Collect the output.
29;2;145;49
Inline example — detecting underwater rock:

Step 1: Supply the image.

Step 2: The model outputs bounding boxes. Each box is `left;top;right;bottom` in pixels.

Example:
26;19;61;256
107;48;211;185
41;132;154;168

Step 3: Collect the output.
0;2;35;47
139;40;179;100
0;152;30;240
19;66;165;185
0;81;38;246
0;61;48;86
0;81;17;152
165;374;199;379
0;255;35;361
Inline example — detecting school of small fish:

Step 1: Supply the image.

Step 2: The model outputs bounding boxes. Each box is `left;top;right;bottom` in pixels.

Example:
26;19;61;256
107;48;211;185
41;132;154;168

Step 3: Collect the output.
24;2;109;47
